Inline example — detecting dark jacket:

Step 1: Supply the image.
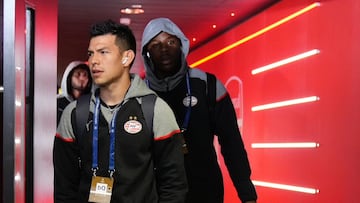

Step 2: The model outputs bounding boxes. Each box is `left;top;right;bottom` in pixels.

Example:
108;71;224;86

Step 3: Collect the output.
141;18;257;203
54;74;188;203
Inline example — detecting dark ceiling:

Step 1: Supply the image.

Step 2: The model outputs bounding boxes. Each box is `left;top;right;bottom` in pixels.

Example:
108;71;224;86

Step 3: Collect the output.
57;0;278;85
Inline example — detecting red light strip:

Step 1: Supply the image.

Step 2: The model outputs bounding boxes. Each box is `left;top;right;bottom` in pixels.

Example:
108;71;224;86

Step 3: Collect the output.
189;2;321;68
252;180;320;194
251;96;319;111
251;49;320;75
251;142;319;148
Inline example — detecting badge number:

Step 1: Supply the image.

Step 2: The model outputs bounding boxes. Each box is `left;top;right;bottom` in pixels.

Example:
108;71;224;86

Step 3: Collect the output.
88;176;114;203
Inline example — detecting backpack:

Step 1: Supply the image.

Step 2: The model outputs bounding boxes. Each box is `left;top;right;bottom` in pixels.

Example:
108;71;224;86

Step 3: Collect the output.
74;93;156;138
74;72;216;137
206;72;216;133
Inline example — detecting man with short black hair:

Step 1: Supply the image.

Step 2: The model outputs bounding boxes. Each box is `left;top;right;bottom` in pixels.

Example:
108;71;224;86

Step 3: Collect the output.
54;19;187;203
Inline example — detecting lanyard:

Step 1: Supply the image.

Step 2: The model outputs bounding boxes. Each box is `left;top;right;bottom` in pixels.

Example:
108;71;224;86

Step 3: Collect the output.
181;72;191;132
92;96;118;177
145;72;191;132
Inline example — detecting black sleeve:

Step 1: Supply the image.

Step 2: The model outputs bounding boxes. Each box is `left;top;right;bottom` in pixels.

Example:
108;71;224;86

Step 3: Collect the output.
153;133;188;203
53;136;81;203
215;94;257;202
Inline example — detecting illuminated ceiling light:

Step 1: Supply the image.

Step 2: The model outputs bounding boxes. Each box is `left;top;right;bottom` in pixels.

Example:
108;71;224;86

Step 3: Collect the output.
251;49;320;75
230;12;235;17
251;96;319;111
120;5;144;14
253;180;319;194
120;17;131;25
0;86;3;92
192;38;197;42
251;142;319;148
190;2;321;67
212;24;217;29
131;4;142;8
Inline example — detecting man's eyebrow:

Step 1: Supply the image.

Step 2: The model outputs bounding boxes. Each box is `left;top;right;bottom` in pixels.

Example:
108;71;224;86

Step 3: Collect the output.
96;47;109;52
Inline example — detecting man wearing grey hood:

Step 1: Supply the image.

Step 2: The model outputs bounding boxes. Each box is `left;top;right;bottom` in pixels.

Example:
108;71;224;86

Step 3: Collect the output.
141;18;257;203
57;61;93;125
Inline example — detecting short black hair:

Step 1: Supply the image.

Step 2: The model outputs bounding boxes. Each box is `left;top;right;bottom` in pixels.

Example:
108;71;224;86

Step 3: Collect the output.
90;19;136;55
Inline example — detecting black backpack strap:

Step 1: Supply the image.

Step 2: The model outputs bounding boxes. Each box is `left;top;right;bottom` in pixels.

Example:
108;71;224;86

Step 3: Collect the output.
141;94;156;135
206;72;217;133
75;93;91;138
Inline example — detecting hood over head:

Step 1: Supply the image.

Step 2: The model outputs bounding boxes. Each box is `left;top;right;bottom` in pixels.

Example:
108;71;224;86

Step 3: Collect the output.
141;17;190;92
58;61;93;101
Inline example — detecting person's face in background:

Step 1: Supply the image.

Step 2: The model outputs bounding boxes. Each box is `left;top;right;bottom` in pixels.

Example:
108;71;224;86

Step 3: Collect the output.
71;68;90;91
147;32;182;79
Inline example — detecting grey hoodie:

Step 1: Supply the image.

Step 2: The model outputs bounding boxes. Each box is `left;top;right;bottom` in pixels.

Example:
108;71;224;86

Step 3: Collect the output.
58;60;89;102
141;17;190;92
141;18;258;203
57;61;94;125
55;73;188;203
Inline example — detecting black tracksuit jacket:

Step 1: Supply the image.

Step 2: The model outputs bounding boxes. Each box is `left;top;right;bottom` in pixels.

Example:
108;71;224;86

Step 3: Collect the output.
148;68;257;203
54;74;187;203
141;17;257;203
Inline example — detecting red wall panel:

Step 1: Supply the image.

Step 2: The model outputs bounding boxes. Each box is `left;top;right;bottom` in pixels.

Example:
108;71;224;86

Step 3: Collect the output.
188;0;360;202
31;0;58;202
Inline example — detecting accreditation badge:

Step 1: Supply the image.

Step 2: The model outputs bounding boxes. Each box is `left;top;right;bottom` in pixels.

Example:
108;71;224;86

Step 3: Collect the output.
88;176;114;203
